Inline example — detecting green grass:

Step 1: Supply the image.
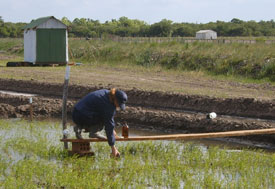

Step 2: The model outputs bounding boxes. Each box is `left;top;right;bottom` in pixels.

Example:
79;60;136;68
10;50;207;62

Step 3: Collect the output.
56;38;275;84
69;38;275;82
0;38;23;67
1;38;275;83
0;38;23;52
0;119;275;188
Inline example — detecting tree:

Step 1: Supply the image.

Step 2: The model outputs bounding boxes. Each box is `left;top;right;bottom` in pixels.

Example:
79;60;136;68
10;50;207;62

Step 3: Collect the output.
61;17;71;26
0;16;3;24
0;27;9;37
118;16;132;27
149;19;173;37
228;25;247;36
231;18;243;24
214;21;229;36
0;16;275;38
172;24;194;37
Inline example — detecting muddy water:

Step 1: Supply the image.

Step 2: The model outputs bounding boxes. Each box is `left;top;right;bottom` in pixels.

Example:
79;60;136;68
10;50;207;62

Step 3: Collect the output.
1;118;275;168
32;117;275;152
115;125;275;152
63;119;275;151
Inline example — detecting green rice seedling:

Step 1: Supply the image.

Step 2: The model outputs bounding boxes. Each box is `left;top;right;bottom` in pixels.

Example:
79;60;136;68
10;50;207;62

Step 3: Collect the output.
1;119;275;187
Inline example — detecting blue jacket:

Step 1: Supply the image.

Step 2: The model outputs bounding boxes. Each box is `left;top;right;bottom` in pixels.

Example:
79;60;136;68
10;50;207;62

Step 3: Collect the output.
74;89;116;146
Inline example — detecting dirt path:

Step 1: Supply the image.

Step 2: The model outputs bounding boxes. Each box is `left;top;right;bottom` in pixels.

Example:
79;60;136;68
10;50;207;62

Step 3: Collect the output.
0;65;274;100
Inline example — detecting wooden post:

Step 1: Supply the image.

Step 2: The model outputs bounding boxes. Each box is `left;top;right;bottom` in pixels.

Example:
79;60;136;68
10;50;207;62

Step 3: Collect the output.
62;65;70;149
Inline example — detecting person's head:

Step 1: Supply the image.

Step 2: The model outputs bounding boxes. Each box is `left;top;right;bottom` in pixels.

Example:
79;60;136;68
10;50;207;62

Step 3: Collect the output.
109;88;127;111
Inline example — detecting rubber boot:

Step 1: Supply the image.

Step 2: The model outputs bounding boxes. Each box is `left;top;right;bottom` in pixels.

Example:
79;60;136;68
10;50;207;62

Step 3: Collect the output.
89;132;107;139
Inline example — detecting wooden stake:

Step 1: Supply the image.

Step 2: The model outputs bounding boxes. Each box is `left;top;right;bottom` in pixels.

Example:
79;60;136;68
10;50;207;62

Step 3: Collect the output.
62;65;70;149
61;128;275;143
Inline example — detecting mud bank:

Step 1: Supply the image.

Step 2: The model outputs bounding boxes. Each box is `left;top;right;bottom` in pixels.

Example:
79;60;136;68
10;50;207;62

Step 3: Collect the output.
1;91;275;144
0;78;275;120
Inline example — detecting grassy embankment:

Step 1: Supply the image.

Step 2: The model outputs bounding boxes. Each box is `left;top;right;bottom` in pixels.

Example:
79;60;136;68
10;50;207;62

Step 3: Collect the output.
0;38;23;66
0;37;275;82
70;38;275;82
0;119;275;188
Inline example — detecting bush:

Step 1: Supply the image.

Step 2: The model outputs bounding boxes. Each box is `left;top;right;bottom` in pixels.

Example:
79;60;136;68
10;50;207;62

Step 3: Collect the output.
135;49;160;67
65;39;275;82
261;61;275;81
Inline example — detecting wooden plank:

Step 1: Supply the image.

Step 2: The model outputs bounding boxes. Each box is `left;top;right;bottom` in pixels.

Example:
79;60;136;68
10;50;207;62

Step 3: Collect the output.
61;128;275;143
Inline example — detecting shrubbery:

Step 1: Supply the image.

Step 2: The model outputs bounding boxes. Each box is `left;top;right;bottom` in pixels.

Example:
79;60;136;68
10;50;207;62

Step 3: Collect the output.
69;39;275;81
1;16;275;38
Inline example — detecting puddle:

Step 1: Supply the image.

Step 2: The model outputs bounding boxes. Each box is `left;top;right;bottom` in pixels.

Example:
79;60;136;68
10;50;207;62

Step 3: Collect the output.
1;117;275;166
0;90;37;97
35;117;275;151
1;118;275;187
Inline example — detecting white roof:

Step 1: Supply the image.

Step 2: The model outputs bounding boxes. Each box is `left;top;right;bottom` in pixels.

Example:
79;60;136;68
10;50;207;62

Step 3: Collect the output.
196;30;216;34
23;16;67;30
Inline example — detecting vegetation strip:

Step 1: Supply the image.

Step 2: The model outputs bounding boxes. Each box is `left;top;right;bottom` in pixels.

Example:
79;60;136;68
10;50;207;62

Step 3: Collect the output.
1;119;275;188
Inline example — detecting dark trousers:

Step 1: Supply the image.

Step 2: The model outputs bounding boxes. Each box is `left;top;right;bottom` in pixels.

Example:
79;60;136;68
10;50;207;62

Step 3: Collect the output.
72;108;103;133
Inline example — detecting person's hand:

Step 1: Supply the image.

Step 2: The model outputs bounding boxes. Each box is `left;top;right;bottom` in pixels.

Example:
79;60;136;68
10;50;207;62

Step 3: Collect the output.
113;130;122;139
111;145;120;158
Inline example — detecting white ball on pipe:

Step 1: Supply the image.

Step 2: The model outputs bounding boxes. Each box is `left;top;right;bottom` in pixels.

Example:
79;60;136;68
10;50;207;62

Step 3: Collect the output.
63;129;70;137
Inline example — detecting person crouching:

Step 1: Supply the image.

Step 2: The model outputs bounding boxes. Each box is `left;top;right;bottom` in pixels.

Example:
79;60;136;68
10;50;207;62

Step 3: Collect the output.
72;88;127;157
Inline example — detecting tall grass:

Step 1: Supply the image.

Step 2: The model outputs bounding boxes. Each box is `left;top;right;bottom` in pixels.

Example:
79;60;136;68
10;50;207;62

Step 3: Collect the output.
1;118;275;188
69;39;275;81
0;38;23;55
1;38;275;81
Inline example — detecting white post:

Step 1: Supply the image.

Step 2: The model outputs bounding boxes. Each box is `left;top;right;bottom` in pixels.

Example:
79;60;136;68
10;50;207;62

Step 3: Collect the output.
29;97;33;121
62;65;70;149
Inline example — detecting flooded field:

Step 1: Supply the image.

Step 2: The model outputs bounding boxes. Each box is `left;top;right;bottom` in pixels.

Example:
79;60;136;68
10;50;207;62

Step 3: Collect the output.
1;118;275;188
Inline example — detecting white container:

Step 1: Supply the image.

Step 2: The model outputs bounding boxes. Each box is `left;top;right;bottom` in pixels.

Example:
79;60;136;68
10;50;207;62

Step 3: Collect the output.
209;112;217;119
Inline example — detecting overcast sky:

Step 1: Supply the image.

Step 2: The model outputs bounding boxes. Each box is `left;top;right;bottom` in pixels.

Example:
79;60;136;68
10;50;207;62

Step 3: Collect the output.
1;0;274;24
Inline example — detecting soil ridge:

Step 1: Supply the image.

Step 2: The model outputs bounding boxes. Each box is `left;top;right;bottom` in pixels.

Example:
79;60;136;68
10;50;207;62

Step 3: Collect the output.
0;78;274;120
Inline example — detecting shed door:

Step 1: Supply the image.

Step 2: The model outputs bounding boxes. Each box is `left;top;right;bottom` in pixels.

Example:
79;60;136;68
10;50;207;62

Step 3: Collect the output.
36;29;66;63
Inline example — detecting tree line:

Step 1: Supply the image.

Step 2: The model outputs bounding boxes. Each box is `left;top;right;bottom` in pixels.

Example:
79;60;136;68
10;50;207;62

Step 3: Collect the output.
1;16;275;38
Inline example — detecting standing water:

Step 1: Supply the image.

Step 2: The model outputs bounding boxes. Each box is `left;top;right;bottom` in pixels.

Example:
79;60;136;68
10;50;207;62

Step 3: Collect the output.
0;118;275;188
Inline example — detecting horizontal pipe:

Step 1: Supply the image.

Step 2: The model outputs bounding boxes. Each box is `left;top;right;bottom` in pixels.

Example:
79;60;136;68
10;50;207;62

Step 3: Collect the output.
60;128;275;143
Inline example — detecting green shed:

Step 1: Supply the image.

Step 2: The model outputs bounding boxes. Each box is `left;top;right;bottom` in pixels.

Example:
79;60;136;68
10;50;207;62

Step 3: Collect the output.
23;16;68;65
